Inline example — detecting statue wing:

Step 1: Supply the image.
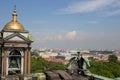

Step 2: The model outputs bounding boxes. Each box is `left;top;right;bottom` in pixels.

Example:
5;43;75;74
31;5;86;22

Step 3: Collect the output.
69;57;76;62
84;57;90;67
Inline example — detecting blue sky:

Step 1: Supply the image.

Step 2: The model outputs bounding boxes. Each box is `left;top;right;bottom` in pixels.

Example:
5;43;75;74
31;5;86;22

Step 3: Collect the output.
0;0;120;50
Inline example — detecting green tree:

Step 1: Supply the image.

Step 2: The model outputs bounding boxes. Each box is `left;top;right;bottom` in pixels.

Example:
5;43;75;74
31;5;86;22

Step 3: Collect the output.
31;57;66;73
88;59;120;78
108;55;118;63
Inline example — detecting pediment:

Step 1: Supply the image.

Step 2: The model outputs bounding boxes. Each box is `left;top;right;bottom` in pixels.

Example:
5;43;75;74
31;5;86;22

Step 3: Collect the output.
9;36;25;41
3;33;30;42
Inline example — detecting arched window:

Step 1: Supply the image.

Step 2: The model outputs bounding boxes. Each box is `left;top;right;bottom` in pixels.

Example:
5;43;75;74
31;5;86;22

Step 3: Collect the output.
9;50;21;56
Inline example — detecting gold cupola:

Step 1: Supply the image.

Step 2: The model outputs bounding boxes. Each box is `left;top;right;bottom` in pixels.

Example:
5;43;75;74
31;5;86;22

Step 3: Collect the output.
3;7;25;31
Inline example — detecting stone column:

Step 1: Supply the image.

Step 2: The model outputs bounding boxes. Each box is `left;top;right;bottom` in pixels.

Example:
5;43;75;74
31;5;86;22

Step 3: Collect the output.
0;47;2;75
21;55;24;74
23;49;27;74
3;49;7;76
27;47;31;74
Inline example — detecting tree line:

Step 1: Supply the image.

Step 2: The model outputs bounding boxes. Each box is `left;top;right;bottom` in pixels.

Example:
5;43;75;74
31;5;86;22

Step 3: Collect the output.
31;57;66;73
88;54;120;78
31;50;120;78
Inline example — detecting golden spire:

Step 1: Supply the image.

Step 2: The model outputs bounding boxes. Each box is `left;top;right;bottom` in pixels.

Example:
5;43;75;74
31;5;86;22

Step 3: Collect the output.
12;5;17;22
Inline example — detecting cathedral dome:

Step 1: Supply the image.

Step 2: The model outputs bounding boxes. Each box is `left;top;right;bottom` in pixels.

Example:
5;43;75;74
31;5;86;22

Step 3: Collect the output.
3;9;24;31
4;21;24;31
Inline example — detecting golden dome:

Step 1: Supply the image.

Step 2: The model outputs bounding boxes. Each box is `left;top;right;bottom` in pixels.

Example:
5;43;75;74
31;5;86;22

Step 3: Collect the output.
3;8;24;31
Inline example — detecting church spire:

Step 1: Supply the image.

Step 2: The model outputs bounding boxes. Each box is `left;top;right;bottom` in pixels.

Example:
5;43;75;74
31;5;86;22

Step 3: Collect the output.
12;5;17;22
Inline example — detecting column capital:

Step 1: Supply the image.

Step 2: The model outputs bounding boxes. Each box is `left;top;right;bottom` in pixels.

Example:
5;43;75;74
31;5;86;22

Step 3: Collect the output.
28;47;31;50
22;48;28;51
3;47;7;51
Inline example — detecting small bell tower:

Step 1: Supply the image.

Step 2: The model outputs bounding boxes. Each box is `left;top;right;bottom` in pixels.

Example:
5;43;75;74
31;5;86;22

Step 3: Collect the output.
0;6;33;78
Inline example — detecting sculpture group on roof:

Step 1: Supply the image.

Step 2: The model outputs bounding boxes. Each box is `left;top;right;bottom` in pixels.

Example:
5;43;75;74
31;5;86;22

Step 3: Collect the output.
67;52;90;76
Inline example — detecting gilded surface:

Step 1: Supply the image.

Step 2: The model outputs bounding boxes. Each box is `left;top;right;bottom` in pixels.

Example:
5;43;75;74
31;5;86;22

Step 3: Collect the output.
3;9;24;31
4;21;24;30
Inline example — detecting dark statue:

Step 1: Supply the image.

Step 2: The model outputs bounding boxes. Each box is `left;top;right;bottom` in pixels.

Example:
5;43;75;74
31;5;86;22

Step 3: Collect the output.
67;52;90;76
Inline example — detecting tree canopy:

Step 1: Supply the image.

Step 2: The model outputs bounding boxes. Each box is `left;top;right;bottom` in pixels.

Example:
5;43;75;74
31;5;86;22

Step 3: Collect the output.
88;59;120;78
31;57;66;73
108;54;118;63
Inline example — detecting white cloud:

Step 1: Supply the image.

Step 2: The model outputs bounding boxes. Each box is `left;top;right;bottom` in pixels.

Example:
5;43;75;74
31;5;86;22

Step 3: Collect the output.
59;0;120;14
105;9;120;16
57;35;63;40
32;30;120;49
57;31;78;40
33;30;87;43
65;31;77;40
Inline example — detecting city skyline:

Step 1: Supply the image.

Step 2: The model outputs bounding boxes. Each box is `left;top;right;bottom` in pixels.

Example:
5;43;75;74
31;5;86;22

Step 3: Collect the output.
0;0;120;49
